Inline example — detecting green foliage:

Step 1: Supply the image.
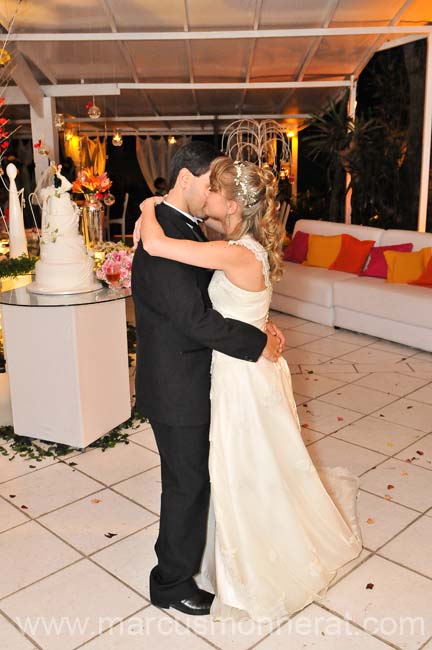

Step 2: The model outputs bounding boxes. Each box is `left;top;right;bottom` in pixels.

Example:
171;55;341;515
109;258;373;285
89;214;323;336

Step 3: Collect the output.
302;42;426;229
303;92;382;223
0;410;148;462
0;255;37;279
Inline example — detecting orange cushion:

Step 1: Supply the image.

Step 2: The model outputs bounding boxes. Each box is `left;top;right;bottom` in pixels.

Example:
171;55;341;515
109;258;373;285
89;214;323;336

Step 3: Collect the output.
409;257;432;287
303;234;342;269
384;247;432;284
329;234;375;274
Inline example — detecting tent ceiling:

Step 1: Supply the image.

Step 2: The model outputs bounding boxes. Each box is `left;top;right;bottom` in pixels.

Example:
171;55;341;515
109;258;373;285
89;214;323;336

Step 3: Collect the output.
1;0;432;136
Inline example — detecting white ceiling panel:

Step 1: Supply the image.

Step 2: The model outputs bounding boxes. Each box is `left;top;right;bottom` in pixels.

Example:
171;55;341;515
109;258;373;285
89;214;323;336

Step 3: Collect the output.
399;0;432;24
194;89;245;113
259;0;331;28
107;0;186;31
149;90;198;114
242;88;296;114
283;87;344;115
187;0;256;29
125;41;190;82
306;35;376;78
330;0;405;26
17;41;132;83
2;0;110;32
251;37;312;81
191;40;251;82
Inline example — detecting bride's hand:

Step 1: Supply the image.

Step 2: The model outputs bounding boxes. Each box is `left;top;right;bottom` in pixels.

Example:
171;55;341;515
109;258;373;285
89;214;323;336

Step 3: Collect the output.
139;195;164;212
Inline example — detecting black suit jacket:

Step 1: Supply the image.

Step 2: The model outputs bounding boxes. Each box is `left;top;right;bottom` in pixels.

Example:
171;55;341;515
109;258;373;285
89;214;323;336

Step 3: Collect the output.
131;202;267;426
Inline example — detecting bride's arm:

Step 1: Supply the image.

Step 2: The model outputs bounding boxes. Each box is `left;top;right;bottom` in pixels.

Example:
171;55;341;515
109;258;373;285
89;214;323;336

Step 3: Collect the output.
140;198;245;272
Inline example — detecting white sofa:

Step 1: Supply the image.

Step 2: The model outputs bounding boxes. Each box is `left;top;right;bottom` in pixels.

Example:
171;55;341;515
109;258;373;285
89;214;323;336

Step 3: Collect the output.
271;219;432;352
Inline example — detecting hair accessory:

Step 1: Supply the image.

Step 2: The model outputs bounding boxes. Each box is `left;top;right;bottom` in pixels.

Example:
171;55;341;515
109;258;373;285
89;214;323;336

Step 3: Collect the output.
233;161;260;208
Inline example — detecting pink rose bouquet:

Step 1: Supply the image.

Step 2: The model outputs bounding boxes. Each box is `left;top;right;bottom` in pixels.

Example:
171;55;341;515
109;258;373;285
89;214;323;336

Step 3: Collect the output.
96;248;133;289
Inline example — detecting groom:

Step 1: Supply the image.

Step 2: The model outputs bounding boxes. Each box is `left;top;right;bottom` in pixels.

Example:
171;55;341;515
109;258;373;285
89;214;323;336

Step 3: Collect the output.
132;141;283;616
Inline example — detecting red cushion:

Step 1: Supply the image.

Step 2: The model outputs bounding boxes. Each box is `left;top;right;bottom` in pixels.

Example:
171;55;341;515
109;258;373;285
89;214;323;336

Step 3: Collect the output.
409;257;432;287
329;234;375;274
283;231;309;263
360;243;414;278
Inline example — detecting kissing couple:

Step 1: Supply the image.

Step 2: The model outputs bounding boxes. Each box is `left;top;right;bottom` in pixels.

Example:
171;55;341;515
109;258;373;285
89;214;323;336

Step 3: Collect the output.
132;141;362;622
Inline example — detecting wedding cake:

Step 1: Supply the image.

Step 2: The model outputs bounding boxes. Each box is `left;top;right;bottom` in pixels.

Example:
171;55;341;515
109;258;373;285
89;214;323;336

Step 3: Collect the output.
29;167;100;294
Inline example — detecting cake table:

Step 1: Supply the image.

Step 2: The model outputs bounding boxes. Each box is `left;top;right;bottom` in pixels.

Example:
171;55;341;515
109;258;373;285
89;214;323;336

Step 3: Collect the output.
0;286;131;448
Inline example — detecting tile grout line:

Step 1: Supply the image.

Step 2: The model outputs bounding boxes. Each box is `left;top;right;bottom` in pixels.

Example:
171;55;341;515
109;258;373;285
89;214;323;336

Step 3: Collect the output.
2;317;432;648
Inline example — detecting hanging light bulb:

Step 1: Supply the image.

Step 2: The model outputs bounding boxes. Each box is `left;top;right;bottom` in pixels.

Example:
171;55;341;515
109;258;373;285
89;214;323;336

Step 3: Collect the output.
168;135;177;144
54;113;65;129
112;129;123;147
87;97;101;119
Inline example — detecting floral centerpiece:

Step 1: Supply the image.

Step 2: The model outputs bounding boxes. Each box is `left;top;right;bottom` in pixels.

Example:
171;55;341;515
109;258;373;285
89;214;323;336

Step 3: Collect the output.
71;168;112;200
72;168;112;247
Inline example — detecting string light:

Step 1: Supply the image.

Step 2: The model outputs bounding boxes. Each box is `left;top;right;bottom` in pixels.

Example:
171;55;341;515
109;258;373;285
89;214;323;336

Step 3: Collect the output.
54;113;65;129
112;129;123;147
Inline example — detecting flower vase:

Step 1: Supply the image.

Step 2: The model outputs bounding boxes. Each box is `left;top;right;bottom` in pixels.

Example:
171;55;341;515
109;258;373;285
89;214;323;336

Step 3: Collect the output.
82;194;104;249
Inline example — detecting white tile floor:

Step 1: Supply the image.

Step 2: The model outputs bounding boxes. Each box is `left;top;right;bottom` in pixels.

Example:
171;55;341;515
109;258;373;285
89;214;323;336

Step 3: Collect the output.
1;310;432;650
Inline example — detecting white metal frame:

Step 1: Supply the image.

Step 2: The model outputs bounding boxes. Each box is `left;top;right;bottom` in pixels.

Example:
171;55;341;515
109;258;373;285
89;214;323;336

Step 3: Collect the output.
8;26;432;41
3;9;432;231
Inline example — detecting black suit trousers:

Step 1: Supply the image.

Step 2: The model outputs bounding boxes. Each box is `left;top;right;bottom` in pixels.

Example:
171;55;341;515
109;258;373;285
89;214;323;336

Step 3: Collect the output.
149;419;211;604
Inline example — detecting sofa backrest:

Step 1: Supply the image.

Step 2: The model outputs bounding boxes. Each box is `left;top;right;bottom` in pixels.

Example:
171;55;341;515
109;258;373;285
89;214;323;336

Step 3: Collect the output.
380;229;432;251
293;219;384;243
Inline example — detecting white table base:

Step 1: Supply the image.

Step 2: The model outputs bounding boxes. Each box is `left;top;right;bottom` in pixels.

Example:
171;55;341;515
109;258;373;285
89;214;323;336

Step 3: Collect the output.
2;299;131;447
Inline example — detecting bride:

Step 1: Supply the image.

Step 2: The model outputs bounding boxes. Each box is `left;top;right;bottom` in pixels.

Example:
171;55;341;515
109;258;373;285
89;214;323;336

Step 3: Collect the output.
139;157;362;623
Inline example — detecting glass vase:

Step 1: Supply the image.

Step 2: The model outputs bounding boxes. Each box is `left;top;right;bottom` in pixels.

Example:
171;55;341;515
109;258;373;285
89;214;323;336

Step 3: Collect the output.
82;194;105;249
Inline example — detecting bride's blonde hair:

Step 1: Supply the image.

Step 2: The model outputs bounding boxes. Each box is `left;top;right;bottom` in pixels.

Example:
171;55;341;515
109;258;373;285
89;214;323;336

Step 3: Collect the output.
210;157;283;283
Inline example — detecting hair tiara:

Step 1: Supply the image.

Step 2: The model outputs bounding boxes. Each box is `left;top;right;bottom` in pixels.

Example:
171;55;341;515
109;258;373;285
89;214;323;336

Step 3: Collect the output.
233;161;260;208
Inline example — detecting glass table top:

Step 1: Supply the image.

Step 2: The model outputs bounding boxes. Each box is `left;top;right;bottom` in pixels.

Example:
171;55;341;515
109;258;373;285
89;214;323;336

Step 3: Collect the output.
0;284;131;307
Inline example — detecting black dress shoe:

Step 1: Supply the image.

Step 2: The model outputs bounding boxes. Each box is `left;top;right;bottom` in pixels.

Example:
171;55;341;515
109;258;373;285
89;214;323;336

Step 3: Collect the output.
153;589;214;616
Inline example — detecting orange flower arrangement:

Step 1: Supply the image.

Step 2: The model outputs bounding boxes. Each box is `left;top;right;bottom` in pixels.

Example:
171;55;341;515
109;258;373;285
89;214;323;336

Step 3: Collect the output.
72;168;112;199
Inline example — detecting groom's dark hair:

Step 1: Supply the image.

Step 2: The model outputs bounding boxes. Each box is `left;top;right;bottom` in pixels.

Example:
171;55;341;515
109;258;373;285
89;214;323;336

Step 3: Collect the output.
168;141;221;189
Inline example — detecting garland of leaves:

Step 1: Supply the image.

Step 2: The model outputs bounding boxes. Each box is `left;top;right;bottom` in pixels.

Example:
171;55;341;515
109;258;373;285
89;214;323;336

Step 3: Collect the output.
0;323;148;461
0;255;37;279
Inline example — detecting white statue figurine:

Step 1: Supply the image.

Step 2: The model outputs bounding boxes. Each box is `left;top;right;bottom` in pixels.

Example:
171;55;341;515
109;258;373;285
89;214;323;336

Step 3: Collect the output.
6;162;28;258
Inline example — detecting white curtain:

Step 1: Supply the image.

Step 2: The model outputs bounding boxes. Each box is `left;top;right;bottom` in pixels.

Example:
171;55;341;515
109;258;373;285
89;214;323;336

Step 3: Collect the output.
135;135;191;193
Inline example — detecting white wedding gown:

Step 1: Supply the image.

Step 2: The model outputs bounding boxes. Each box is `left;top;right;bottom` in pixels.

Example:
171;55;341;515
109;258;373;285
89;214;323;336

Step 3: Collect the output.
196;236;362;623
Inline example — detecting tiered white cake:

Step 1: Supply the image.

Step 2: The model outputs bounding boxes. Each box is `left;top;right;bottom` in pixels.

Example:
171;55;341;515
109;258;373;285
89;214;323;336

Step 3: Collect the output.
30;169;100;294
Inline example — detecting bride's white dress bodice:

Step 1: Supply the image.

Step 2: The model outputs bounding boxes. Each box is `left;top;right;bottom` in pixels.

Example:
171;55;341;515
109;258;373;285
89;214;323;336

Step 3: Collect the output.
208;236;271;332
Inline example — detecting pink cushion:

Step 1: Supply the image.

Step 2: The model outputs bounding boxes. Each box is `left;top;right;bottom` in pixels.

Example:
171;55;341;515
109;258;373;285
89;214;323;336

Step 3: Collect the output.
360;243;414;278
283;231;309;263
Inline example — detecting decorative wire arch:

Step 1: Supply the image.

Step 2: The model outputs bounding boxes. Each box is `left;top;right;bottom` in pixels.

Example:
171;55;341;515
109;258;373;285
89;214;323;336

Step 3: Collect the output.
221;119;292;177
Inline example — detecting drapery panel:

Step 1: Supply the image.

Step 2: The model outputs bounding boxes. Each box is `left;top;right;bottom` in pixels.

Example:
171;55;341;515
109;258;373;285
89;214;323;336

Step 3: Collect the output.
135;135;191;193
65;136;106;175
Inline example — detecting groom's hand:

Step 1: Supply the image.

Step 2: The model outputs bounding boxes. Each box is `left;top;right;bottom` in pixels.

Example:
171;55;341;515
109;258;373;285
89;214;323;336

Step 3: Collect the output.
266;321;285;352
261;331;281;362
